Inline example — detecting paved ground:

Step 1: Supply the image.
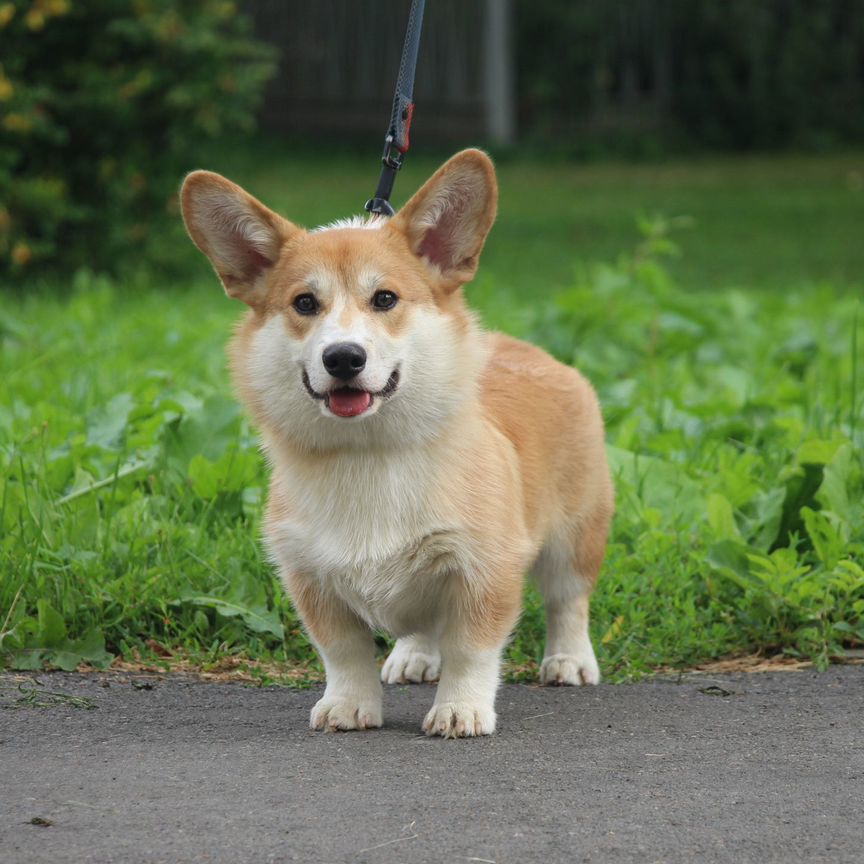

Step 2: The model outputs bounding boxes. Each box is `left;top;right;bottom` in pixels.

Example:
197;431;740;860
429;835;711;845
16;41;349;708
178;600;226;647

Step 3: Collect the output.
1;667;862;864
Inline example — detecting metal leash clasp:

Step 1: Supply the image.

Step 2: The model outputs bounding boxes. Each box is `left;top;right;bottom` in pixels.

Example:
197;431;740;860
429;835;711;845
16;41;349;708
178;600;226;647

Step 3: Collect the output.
365;136;404;217
381;134;406;170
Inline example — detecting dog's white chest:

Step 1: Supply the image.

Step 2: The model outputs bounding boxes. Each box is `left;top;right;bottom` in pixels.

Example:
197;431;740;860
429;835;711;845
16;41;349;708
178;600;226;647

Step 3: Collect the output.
266;449;468;635
321;527;464;634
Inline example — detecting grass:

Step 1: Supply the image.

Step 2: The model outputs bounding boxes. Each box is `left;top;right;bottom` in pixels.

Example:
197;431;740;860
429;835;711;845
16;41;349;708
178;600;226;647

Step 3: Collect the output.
2;149;863;682
199;142;864;294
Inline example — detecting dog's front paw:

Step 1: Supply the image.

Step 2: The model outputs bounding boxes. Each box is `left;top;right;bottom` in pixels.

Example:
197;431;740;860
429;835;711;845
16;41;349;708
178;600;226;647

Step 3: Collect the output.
381;637;441;684
310;696;382;732
539;650;601;686
422;701;496;738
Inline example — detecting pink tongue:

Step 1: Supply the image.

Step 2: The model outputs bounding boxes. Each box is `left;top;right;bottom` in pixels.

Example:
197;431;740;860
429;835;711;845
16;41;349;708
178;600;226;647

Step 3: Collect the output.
328;388;372;417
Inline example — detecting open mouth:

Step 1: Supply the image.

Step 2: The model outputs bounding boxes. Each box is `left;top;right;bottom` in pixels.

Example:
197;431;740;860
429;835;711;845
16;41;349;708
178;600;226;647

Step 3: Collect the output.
302;369;400;418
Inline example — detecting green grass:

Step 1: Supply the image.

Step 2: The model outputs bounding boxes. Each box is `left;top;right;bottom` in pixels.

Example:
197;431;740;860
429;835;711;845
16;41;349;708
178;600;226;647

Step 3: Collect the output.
199;143;864;294
2;150;863;682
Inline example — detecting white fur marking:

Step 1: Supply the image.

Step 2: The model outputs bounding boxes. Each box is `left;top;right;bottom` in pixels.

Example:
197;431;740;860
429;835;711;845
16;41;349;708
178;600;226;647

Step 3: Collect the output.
311;214;388;233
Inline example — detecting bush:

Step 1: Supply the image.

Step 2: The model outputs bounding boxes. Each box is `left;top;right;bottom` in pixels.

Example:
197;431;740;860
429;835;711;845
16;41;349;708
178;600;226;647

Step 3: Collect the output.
515;0;864;152
0;0;275;277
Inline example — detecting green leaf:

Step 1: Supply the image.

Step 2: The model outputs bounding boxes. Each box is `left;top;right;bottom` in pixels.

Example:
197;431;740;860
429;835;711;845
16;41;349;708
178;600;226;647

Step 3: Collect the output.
816;444;853;524
87;392;135;450
707;493;740;541
181;594;284;639
606;445;704;522
188;447;260;500
70;629;114;669
166;394;244;470
797;439;844;467
52;651;84;672
36;600;67;648
187;454;220;499
707;540;753;588
801;507;848;569
9;650;46;671
740;487;786;551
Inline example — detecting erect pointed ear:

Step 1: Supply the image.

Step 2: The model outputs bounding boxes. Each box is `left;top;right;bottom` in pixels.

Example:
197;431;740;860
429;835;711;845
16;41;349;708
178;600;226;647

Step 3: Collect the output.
180;171;298;306
389;149;498;291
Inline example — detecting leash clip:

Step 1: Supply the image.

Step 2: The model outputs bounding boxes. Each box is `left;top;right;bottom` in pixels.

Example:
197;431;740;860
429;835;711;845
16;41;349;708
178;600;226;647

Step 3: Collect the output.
365;197;396;218
381;135;406;170
364;136;404;217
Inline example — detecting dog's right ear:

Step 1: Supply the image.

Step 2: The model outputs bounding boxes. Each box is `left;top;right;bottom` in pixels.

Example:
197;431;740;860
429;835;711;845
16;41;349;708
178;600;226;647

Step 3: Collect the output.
180;171;297;306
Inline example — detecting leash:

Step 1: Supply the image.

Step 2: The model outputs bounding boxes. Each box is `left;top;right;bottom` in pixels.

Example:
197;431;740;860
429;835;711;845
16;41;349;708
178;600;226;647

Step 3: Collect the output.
364;0;426;217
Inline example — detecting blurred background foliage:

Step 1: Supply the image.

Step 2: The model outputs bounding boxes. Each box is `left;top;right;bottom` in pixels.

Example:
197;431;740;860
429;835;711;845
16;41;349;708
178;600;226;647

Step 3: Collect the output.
2;0;864;278
0;0;274;277
518;0;864;152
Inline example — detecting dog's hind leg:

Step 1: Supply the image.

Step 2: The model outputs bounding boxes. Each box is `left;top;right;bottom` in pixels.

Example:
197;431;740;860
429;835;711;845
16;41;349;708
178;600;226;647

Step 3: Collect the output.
533;510;609;686
381;634;441;684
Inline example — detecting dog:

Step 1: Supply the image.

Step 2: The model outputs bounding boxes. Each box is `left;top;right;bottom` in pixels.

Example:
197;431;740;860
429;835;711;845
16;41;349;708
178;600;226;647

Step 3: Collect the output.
180;149;613;737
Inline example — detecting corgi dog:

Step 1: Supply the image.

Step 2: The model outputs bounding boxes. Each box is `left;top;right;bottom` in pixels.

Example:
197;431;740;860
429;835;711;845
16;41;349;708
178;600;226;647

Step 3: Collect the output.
180;150;613;738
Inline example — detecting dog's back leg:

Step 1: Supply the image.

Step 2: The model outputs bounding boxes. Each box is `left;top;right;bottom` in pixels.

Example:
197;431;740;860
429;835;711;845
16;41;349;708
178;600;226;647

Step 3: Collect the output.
381;634;441;684
532;506;610;686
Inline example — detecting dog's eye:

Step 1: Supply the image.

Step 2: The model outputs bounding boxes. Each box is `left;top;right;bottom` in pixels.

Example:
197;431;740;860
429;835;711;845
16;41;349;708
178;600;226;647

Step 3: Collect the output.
372;290;398;311
293;293;319;315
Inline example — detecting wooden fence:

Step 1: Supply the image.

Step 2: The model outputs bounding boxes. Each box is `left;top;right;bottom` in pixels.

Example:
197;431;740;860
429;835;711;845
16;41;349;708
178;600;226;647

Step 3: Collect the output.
245;0;514;145
245;1;864;149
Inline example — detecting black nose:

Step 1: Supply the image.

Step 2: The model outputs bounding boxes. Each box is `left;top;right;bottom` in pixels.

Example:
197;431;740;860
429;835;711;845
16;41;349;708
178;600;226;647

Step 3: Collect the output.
322;342;367;381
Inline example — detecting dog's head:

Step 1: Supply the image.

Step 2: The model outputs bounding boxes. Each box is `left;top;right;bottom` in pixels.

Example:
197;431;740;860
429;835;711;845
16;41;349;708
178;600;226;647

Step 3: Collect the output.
180;150;498;452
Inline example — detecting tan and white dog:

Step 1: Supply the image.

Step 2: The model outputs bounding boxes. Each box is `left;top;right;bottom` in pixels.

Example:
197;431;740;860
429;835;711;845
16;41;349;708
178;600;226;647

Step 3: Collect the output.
180;150;613;738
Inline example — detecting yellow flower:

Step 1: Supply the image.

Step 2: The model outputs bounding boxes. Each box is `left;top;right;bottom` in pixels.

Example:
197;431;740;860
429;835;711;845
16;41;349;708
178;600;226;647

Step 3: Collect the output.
26;8;45;31
0;4;15;28
12;242;32;267
3;113;32;133
0;74;13;102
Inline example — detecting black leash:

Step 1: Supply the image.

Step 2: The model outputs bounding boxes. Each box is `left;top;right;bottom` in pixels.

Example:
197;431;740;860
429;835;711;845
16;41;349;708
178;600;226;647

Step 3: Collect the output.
365;0;426;217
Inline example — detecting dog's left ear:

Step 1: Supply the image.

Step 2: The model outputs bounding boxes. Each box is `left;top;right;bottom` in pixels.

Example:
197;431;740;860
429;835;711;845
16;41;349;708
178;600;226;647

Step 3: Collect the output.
389;149;498;291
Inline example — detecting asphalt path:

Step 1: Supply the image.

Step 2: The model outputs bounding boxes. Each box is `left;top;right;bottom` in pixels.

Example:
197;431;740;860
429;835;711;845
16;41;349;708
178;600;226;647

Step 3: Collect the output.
2;667;862;864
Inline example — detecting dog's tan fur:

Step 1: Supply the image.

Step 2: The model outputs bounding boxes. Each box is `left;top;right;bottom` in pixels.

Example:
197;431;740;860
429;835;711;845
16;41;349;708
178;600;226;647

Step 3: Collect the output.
181;150;613;737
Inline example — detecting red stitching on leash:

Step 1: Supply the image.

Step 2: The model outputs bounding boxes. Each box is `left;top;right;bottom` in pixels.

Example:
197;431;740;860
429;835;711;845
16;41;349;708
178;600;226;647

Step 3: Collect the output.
398;103;415;153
